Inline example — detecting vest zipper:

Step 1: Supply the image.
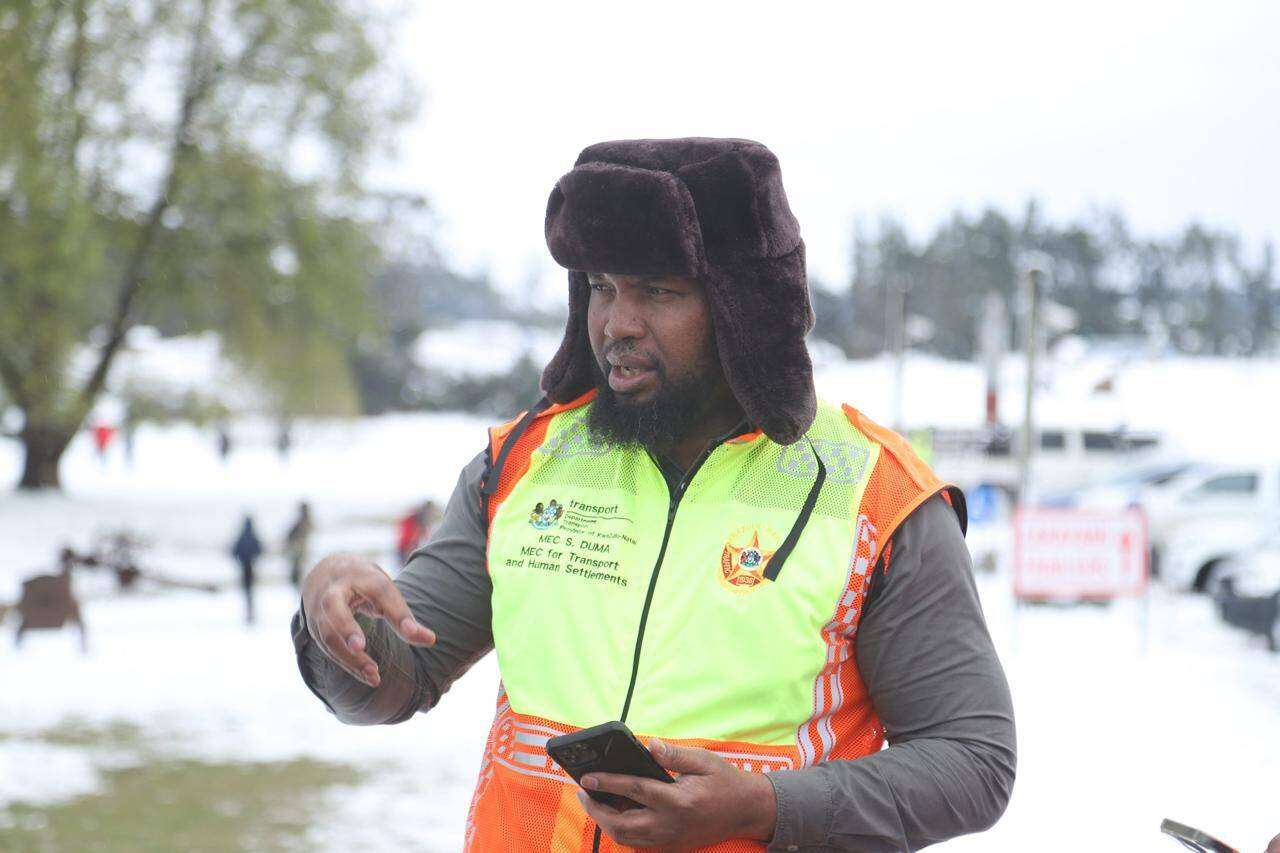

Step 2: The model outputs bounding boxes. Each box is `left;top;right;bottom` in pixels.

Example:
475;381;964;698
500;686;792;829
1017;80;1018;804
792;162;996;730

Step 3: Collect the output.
617;443;716;724
590;440;721;853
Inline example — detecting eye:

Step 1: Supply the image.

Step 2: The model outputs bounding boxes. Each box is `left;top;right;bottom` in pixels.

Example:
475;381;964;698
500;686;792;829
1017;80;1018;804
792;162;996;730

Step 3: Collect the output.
645;286;673;297
588;281;613;294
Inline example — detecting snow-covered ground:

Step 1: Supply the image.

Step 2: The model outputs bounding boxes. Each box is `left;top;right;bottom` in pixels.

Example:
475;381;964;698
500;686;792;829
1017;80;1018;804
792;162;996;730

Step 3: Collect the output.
0;411;497;850
2;357;1279;851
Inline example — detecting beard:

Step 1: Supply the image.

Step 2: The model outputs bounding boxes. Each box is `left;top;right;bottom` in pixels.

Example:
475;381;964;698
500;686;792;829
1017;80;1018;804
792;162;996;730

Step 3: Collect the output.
586;348;722;453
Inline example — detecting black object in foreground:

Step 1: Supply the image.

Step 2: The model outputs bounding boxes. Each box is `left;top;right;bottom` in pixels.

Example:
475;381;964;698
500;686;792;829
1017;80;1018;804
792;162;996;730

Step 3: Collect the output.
1161;818;1238;853
548;721;675;810
1214;577;1280;652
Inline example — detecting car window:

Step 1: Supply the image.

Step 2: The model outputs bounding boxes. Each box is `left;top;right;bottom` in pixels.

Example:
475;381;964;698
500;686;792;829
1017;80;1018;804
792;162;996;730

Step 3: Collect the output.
1191;473;1259;497
1083;432;1121;451
1039;431;1066;450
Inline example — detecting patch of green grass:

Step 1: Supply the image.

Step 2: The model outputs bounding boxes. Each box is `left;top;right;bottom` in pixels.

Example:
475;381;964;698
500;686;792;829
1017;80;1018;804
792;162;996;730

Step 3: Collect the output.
37;719;147;751
0;756;355;852
0;718;359;853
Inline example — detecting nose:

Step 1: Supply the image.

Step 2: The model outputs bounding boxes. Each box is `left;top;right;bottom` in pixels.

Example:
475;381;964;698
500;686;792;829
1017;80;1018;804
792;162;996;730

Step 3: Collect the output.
602;290;645;342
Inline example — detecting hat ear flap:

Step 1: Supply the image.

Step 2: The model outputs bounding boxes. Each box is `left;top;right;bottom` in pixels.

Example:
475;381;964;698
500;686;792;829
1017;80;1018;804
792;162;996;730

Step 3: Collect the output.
703;241;816;445
540;270;597;402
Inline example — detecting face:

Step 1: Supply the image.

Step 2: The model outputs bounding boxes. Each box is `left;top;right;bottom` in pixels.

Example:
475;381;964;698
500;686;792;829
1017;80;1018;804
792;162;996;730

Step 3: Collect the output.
584;272;729;449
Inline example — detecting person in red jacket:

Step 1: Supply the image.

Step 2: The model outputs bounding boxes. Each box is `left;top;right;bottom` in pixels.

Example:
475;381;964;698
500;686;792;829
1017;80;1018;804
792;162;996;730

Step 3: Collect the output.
396;501;442;566
91;422;116;461
396;507;424;567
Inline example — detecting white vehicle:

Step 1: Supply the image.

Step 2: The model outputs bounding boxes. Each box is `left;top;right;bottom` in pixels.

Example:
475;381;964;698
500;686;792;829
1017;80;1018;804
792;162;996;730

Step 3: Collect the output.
1058;460;1201;513
1157;464;1280;591
1163;514;1276;592
1033;460;1203;576
931;426;1163;498
1217;535;1280;597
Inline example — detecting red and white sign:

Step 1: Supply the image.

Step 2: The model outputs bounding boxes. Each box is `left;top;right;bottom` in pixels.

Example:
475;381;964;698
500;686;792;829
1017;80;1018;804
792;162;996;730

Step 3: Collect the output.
1013;509;1148;599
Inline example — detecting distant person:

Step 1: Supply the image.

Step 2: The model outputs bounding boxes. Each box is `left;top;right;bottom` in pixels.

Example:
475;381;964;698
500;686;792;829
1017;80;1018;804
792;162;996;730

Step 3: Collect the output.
230;515;263;625
396;500;441;566
122;408;138;466
91;422;116;462
216;426;233;462
284;502;314;588
422;500;442;541
395;503;424;566
122;422;136;466
275;421;293;460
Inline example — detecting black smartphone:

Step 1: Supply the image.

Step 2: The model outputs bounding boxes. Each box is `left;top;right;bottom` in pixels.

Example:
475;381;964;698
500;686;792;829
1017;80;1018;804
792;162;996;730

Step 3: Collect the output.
1160;819;1238;853
546;721;675;810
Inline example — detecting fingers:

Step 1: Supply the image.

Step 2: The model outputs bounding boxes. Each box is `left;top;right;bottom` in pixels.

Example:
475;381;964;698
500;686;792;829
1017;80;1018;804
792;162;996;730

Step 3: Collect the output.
349;573;436;647
576;789;625;820
574;742;731;849
302;554;435;689
580;772;675;810
649;738;720;775
315;587;382;687
576;791;660;848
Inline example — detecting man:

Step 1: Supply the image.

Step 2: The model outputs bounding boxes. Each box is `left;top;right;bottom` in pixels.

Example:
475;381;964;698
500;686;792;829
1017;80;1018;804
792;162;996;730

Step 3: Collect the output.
284;501;314;588
292;138;1015;851
232;514;263;626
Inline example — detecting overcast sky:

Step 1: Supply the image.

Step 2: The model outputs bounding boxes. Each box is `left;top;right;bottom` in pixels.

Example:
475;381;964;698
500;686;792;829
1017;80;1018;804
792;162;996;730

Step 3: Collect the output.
388;1;1279;293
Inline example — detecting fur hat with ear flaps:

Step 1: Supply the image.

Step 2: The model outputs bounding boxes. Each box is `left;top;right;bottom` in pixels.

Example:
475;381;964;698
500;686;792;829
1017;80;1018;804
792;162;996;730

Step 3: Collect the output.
540;137;816;445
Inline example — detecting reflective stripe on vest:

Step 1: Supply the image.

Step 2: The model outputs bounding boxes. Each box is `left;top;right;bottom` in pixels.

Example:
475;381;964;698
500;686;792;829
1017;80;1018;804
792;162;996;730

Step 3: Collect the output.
465;393;962;852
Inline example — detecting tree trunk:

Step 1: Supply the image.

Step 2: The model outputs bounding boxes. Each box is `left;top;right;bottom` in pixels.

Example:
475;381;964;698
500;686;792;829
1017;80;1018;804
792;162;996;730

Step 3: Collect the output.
18;425;73;490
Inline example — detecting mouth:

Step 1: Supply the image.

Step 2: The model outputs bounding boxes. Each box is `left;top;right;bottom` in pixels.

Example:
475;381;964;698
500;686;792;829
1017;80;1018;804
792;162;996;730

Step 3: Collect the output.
605;359;659;395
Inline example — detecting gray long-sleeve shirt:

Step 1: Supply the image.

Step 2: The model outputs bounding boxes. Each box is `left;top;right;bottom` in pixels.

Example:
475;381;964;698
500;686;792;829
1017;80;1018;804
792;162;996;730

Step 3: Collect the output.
291;448;1015;851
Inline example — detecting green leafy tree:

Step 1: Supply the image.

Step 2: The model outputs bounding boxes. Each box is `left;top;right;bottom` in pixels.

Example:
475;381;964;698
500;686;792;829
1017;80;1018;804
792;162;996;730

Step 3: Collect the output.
0;0;410;488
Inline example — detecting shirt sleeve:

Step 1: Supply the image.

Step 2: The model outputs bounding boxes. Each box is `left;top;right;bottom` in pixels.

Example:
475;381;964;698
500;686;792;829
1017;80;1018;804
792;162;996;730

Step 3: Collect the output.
766;494;1017;851
290;448;495;725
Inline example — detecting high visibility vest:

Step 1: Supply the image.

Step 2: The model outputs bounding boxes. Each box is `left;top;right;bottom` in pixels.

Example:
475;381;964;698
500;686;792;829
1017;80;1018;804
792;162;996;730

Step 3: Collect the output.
465;391;964;852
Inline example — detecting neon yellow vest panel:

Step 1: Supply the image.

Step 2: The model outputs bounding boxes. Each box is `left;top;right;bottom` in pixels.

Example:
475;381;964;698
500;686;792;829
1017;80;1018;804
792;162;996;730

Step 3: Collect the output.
487;400;881;747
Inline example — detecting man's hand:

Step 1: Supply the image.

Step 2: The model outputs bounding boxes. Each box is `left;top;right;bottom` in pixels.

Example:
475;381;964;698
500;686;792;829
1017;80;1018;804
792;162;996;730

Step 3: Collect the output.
576;739;776;850
302;553;436;688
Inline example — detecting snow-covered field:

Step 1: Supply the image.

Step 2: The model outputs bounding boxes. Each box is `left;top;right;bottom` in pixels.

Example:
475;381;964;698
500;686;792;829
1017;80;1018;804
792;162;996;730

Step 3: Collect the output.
0;412;497;850
2;357;1278;852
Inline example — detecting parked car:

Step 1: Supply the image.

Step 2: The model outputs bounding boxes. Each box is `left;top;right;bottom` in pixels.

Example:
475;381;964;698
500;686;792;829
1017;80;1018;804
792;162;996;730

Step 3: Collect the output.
1163;519;1273;593
1212;535;1280;651
931;425;1164;499
1037;459;1203;576
1156;464;1280;591
1039;459;1199;509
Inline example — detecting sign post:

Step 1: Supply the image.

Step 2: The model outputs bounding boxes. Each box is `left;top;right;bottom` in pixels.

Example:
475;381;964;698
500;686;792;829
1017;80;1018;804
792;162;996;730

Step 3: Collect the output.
1012;508;1151;651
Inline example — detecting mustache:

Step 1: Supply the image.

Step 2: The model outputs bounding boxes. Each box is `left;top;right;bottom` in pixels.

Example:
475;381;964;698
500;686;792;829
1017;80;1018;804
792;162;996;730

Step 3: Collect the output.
598;343;665;375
